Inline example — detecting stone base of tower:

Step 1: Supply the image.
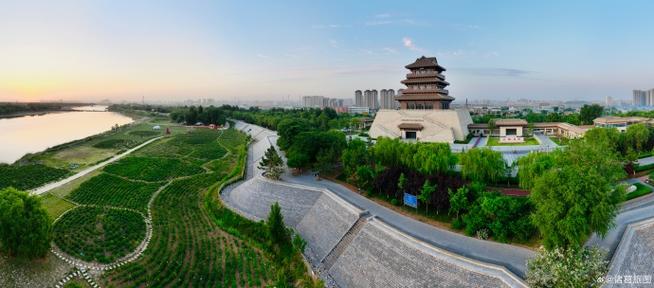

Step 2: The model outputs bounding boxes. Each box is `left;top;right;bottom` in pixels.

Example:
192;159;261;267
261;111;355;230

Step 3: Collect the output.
369;109;473;143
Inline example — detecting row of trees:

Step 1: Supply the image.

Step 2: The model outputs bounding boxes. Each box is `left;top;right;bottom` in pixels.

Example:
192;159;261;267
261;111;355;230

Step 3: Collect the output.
170;105;227;126
472;103;604;126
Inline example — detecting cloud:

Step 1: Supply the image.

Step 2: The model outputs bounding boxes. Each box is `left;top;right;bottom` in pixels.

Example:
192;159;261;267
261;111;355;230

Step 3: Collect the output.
311;24;350;29
402;37;424;52
453;67;534;78
329;39;340;48
374;13;391;18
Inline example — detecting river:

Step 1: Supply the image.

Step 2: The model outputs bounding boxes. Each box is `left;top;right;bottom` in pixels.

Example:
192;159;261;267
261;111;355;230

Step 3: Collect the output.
0;105;133;164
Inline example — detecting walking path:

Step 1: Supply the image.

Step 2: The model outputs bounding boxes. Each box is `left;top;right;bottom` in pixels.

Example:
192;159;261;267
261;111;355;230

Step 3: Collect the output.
230;121;535;279
31;136;163;195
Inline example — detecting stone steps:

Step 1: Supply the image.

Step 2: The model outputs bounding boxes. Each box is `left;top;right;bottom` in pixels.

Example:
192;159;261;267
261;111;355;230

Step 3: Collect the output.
322;213;370;270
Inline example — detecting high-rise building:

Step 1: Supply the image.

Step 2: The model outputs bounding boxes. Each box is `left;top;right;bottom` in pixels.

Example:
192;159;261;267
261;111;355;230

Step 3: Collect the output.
354;90;363;106
649;89;654;106
302;95;325;108
380;89;398;109
396;56;453;109
634;89;650;106
363;89;379;109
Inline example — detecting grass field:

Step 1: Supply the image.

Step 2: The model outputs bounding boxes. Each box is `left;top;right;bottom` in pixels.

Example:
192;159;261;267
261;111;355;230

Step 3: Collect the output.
486;137;540;146
41;193;76;221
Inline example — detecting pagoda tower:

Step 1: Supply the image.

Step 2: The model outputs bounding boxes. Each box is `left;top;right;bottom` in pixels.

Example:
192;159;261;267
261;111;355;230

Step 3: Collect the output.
396;56;454;110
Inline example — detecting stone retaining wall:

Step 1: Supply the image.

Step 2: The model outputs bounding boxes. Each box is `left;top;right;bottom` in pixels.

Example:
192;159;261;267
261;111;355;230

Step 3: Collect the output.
329;218;514;288
296;192;361;263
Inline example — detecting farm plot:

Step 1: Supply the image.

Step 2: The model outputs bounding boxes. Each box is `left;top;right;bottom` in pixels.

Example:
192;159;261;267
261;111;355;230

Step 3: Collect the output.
102;172;274;287
136;128;228;163
0;163;69;190
104;156;203;182
67;173;159;213
53;206;146;264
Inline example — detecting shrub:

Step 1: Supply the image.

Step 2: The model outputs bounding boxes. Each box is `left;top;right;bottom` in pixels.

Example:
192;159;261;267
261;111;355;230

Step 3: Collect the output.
460;192;536;242
527;247;608;288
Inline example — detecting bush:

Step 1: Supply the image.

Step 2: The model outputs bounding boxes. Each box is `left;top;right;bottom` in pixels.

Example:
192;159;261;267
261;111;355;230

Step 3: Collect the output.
460;192;536;242
527;247;608;288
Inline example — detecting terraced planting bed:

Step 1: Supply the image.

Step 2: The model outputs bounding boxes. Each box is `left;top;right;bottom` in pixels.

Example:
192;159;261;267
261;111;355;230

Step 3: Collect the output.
53;206;146;264
67;173;160;213
40;127;312;287
0;163;70;190
104;156;203;182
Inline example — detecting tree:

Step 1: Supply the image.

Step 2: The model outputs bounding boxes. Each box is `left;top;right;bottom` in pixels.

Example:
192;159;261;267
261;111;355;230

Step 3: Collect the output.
0;187;52;259
579;104;604;125
341;139;370;179
397;172;407;192
459;148;506;184
355;165;375;192
625;123;650;152
526;247;608;288
418;180;436;213
517;151;557;190
258;146;284;180
267;202;291;255
448;187;470;220
373;137;404;168
276;118;313;150
411;143;455;175
530;139;625;249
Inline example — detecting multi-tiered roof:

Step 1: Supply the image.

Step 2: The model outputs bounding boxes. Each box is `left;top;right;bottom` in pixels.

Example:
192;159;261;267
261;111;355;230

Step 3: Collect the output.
396;56;454;110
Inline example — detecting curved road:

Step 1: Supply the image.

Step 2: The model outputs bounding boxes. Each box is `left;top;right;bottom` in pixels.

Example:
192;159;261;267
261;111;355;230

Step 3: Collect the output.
31;136;163;195
233;121;535;278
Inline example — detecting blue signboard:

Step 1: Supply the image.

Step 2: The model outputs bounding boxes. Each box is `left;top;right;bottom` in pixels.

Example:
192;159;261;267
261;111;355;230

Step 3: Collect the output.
403;193;418;208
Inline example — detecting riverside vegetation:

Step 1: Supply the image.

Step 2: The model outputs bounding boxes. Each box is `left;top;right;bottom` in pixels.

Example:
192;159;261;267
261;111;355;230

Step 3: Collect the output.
1;106;319;287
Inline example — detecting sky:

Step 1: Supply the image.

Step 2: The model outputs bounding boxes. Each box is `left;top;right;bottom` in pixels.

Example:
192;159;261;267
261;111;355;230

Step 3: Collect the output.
1;0;653;103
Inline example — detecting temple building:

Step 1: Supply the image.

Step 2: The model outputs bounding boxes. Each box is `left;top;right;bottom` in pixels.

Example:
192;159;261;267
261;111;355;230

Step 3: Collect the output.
369;56;473;143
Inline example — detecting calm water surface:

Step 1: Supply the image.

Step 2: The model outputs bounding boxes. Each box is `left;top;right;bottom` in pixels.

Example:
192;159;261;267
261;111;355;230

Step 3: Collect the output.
0;106;133;163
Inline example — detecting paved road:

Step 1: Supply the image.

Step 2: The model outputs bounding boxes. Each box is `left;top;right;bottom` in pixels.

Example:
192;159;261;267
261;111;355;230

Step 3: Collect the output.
586;203;654;256
31;136;163;195
284;173;534;278
232;121;535;278
586;178;654;255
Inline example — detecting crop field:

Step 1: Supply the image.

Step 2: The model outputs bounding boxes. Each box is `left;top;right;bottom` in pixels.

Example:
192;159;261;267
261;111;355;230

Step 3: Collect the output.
0;163;70;190
37;127;302;287
67;173;160;213
103;172;274;287
104;156;204;182
53;206;146;264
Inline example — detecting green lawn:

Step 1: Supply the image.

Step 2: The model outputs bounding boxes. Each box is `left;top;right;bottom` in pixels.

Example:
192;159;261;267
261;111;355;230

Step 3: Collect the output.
40;193;76;221
626;182;653;201
486;137;540;146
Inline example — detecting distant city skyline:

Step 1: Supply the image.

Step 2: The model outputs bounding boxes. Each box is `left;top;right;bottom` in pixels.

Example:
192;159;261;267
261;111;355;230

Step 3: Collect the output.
1;0;653;103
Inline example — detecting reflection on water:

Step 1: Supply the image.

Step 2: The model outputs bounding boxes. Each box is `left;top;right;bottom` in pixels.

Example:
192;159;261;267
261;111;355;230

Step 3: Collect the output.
0;107;133;163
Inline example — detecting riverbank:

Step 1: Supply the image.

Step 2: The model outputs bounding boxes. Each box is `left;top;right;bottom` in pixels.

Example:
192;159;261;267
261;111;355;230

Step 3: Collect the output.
0;111;183;193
